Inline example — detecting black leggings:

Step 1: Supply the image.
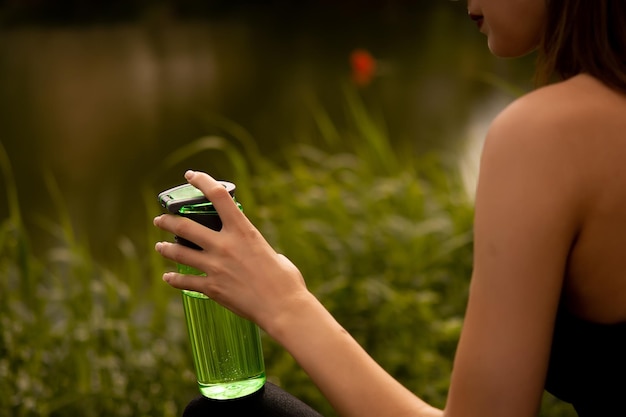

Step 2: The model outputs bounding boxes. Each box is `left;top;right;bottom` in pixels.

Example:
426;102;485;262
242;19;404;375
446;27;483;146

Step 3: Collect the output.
182;382;325;417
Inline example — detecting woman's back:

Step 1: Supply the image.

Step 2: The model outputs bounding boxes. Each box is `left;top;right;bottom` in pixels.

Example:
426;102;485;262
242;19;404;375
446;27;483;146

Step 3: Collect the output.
507;73;626;414
552;74;626;324
446;72;626;416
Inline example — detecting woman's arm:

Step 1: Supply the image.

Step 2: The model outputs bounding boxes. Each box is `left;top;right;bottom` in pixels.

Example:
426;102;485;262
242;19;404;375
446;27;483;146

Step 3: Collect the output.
153;82;586;417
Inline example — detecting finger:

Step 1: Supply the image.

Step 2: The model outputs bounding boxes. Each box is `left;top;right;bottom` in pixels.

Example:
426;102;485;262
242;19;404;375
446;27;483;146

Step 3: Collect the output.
162;272;211;294
154;214;217;250
155;241;207;270
184;170;247;227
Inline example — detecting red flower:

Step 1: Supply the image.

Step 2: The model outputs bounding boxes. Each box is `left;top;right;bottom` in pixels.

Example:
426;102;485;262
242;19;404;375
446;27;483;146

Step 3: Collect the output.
350;49;377;87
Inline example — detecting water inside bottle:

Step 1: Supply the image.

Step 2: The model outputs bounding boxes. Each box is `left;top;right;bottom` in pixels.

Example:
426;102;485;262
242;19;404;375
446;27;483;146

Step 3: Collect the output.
178;265;266;399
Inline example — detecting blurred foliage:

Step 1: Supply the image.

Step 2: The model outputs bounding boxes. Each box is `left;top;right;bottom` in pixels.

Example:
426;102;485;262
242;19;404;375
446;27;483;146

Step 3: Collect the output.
0;1;572;415
0;141;196;417
250;89;474;414
0;89;575;416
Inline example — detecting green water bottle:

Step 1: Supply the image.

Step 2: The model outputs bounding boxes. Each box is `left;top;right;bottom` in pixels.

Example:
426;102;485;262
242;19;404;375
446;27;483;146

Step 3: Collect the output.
158;181;266;400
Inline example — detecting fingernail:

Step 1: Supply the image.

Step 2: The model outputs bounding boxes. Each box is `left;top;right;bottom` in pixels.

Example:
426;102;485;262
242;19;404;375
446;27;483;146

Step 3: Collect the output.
155;242;163;252
163;272;174;282
185;170;196;180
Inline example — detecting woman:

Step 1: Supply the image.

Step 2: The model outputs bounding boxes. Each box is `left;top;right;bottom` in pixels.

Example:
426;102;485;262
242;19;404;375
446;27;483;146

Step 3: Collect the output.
153;0;626;416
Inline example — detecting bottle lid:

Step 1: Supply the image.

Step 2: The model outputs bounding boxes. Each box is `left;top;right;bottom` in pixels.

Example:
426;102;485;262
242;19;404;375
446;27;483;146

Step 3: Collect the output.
158;181;235;214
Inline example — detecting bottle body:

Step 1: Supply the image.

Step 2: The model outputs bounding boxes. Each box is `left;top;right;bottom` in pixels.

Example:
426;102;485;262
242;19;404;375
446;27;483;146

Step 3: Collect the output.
178;263;266;399
159;182;265;400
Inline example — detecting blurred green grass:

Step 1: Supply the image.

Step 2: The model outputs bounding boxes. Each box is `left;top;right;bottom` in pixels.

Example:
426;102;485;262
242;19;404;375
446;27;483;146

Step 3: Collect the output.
0;90;574;416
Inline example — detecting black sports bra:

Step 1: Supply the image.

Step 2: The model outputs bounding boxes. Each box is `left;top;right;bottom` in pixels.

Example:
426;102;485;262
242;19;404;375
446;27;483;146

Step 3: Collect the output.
544;304;626;416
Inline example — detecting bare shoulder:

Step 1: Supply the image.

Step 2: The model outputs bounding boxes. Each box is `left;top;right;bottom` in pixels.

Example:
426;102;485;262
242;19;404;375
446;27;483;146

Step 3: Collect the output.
474;75;624;229
475;74;626;235
487;74;626;148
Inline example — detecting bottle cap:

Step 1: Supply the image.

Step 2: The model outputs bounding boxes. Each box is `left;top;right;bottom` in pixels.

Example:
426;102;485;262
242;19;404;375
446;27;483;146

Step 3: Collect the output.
158;181;236;214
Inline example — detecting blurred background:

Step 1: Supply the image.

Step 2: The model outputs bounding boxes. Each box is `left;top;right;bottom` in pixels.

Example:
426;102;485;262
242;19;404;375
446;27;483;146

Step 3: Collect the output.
0;0;533;262
1;1;575;417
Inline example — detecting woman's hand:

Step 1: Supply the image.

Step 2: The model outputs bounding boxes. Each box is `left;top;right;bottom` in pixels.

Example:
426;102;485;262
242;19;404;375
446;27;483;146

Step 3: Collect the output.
153;170;309;332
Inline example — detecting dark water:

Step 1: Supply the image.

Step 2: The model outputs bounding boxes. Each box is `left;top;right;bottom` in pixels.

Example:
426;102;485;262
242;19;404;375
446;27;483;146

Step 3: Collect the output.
0;2;535;263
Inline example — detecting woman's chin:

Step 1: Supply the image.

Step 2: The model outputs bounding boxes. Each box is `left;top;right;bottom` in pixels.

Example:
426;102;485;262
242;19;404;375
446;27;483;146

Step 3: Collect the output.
487;38;538;59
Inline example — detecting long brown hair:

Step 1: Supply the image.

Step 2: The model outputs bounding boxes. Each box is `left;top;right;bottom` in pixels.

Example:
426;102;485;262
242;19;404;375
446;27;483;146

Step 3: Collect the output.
535;0;626;92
